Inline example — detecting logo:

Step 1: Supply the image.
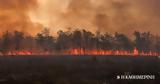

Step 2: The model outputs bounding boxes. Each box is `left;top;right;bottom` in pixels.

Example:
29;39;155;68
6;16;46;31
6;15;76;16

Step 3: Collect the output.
116;75;155;80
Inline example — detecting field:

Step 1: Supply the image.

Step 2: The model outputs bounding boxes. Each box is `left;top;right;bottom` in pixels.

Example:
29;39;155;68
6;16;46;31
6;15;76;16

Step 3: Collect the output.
0;55;159;84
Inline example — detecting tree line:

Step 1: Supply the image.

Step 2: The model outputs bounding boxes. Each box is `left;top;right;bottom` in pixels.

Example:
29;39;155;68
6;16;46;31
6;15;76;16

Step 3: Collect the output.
0;28;160;53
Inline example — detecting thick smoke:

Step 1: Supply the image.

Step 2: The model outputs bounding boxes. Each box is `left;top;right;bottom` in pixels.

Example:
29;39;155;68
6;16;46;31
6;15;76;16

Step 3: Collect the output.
1;0;160;36
30;0;160;35
0;0;43;35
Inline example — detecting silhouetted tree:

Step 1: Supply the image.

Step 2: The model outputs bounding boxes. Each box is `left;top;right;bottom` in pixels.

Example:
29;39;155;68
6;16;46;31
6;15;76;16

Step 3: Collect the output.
134;31;152;52
115;32;133;50
0;28;160;54
154;36;160;52
1;31;12;52
36;29;55;51
100;33;115;50
82;29;95;50
56;30;72;51
22;36;37;51
72;29;83;49
95;31;101;50
13;31;24;50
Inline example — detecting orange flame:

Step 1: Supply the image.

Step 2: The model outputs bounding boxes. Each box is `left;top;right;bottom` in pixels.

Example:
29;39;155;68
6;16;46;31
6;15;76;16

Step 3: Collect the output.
66;48;160;56
0;48;160;56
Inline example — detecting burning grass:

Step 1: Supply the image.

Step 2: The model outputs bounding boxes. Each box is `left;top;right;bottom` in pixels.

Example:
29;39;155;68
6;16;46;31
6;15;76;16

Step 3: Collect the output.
0;48;160;56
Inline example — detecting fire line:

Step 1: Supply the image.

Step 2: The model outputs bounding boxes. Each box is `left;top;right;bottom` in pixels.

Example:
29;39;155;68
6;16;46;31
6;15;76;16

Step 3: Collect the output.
0;48;159;56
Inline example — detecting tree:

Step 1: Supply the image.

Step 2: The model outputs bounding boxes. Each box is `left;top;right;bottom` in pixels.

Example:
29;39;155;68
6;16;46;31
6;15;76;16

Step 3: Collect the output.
72;29;82;49
134;31;141;51
36;29;55;51
115;32;133;50
13;31;24;50
81;29;94;50
95;31;101;50
1;31;12;52
56;30;72;51
154;36;160;52
100;33;114;50
134;31;152;52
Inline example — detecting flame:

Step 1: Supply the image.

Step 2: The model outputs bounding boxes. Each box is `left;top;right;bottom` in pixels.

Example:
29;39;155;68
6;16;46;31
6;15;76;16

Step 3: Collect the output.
66;48;160;56
0;48;159;56
133;47;139;56
0;50;51;56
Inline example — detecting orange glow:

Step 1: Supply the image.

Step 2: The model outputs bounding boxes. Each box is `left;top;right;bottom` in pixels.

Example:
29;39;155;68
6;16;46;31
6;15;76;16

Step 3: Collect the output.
66;48;160;56
0;50;51;56
0;48;160;56
133;48;139;56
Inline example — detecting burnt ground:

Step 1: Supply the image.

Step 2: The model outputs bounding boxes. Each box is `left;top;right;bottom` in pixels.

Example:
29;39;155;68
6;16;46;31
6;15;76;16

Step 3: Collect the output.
0;55;159;84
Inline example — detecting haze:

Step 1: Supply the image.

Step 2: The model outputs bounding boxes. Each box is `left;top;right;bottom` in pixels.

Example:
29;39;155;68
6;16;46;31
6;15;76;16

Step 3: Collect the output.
0;0;160;35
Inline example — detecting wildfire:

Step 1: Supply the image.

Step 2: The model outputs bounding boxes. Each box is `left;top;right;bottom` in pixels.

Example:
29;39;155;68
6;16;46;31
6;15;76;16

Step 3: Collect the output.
67;48;160;56
0;50;50;56
0;48;159;56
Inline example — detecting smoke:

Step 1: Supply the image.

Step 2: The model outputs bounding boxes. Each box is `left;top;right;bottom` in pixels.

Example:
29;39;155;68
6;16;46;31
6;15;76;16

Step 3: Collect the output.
1;0;160;36
0;0;43;35
29;0;160;35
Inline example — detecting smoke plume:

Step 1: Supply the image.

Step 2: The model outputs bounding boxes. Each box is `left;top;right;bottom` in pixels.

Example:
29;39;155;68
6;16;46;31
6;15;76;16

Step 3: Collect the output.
30;0;160;35
1;0;160;35
0;0;43;35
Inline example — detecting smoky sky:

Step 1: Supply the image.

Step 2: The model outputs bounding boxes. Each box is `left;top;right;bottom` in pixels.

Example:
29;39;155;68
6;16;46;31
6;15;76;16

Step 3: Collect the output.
0;0;43;35
1;0;160;35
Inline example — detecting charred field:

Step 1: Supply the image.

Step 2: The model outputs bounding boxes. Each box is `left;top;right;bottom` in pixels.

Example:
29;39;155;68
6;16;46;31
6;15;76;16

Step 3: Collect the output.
0;55;159;84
